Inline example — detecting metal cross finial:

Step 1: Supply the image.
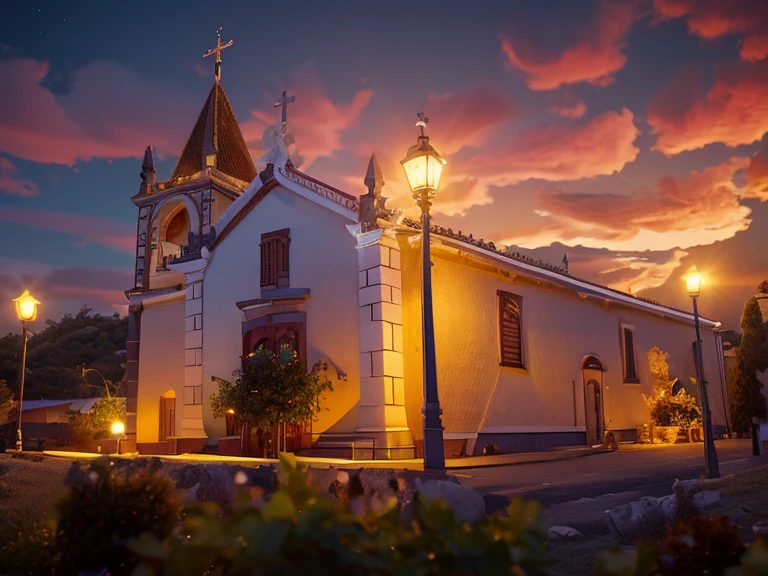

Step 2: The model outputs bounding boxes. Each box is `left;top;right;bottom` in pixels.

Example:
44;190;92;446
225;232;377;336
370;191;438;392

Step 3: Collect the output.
273;90;296;129
416;111;429;136
203;28;234;83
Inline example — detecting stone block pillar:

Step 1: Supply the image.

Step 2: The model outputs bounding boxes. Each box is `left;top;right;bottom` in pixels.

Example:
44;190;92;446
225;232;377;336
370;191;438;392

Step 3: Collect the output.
182;269;207;439
355;229;409;434
124;304;141;451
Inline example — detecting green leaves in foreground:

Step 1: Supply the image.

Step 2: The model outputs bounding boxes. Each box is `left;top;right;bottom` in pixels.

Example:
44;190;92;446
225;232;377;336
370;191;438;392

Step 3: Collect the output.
130;454;552;576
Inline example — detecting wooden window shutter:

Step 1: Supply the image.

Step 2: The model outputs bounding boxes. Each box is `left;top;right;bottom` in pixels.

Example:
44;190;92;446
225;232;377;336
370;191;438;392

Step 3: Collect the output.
260;229;290;289
498;291;524;368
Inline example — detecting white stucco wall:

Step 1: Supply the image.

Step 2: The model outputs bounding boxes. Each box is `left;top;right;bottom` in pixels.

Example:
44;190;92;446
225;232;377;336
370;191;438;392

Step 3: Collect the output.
400;244;728;442
201;185;361;440
136;299;185;443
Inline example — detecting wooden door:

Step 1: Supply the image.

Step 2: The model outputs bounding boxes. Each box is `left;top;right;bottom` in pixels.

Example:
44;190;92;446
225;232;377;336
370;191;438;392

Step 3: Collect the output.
159;396;176;441
585;380;603;446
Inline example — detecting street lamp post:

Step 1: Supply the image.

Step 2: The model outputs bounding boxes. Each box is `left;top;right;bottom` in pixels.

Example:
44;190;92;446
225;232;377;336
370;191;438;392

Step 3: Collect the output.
111;420;126;455
401;113;447;470
685;273;720;479
12;290;40;452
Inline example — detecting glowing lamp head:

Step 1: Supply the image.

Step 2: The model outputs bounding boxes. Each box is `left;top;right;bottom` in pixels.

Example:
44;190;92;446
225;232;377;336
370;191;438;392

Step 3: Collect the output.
685;272;703;298
13;290;40;322
226;408;235;415
400;135;446;198
111;421;125;436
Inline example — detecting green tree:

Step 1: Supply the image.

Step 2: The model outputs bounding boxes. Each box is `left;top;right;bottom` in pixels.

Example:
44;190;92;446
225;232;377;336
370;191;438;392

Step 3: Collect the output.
729;297;768;433
211;348;332;449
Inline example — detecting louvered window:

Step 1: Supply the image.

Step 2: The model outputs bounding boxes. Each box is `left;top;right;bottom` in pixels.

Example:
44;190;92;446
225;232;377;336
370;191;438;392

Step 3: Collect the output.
260;229;290;289
499;291;524;368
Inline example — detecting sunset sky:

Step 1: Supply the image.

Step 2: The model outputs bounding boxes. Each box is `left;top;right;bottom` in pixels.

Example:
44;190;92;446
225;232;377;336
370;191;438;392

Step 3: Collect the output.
1;0;766;334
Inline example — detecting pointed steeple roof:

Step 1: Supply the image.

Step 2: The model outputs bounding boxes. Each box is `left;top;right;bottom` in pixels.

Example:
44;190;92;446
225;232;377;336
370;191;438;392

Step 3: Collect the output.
171;83;257;184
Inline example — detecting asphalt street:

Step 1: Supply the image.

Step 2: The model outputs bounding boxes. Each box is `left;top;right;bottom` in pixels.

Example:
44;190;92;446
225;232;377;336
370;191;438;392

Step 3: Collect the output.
456;439;768;528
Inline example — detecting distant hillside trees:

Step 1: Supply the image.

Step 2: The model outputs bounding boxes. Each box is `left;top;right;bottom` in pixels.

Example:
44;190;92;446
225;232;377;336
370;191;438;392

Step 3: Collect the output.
0;305;127;400
728;296;768;434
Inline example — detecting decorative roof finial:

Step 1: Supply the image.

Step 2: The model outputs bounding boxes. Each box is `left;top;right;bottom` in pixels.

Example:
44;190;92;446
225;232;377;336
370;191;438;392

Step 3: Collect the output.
140;145;156;185
416;111;429;137
562;252;569;274
364;154;384;195
203;28;234;83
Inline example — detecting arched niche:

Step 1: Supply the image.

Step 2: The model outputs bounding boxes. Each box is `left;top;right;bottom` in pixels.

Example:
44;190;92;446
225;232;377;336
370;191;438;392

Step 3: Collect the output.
150;195;201;273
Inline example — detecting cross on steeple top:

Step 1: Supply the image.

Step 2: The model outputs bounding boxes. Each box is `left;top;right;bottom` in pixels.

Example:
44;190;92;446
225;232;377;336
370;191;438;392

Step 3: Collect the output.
203;28;234;83
274;90;296;129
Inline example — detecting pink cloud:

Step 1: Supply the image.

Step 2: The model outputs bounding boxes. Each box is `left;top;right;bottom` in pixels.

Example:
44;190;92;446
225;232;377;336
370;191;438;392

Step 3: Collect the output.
648;61;768;155
653;0;768;62
0;58;195;165
515;157;752;252
0;206;135;253
420;86;517;155
241;65;373;170
500;1;643;90
550;100;587;119
0;157;39;196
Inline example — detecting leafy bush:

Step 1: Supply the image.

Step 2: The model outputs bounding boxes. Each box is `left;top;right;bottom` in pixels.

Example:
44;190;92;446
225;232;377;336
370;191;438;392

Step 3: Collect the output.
58;396;126;446
55;458;182;575
130;454;552;575
643;347;699;429
0;510;56;575
211;347;333;437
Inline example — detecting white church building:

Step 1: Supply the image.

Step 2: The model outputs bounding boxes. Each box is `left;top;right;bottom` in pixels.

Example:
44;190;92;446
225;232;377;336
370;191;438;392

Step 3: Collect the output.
122;63;731;459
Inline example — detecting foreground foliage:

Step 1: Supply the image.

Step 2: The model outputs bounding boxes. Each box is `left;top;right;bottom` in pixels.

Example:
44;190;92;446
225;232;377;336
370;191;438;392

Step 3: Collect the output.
55;459;182;575
130;454;552;576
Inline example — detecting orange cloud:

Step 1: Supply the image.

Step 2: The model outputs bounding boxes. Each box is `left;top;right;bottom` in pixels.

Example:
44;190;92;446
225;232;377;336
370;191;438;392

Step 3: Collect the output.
744;148;768;200
653;0;768;62
0;207;135;253
467;108;639;184
515;157;752;252
648;61;768;155
0;157;39;196
240;65;373;170
500;1;643;90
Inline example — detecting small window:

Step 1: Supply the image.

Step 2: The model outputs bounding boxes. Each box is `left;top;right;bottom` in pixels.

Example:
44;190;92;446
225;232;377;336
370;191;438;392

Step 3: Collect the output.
499;291;524;368
260;229;290;289
620;324;639;382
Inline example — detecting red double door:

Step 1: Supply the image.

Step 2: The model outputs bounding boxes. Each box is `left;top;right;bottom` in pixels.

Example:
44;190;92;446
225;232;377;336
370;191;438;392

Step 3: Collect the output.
239;322;307;455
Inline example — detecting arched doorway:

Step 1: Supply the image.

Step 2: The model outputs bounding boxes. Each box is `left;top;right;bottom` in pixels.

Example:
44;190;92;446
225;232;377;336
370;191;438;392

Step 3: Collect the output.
581;355;606;446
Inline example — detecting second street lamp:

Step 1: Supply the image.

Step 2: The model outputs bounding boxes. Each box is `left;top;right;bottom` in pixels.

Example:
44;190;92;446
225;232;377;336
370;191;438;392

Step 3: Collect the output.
685;271;720;479
12;290;40;452
401;113;447;471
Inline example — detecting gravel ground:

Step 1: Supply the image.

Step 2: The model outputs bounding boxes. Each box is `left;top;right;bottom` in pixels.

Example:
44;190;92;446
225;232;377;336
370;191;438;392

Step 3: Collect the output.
0;453;71;522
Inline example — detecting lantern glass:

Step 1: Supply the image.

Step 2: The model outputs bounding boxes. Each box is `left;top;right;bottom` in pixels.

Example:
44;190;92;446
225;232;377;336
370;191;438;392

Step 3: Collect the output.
402;151;444;193
685;273;703;297
111;421;125;436
13;290;40;322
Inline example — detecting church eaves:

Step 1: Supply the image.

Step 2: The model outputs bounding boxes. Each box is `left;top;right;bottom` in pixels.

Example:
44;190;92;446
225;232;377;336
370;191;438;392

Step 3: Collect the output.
171;83;257;184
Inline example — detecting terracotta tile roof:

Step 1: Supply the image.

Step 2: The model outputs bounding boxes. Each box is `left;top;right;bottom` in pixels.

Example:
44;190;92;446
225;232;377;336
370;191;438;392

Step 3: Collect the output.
401;218;718;324
171;83;257;184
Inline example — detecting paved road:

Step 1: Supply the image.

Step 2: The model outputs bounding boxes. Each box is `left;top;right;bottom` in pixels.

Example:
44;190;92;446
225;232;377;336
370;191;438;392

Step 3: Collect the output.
457;439;768;528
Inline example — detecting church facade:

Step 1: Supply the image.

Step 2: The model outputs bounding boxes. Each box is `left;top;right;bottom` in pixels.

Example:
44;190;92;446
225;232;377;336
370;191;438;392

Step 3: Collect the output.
123;74;732;458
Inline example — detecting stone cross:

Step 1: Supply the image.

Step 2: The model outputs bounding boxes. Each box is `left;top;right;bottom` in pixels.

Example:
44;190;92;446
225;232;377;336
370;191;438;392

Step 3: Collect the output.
203;29;234;83
273;90;296;128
